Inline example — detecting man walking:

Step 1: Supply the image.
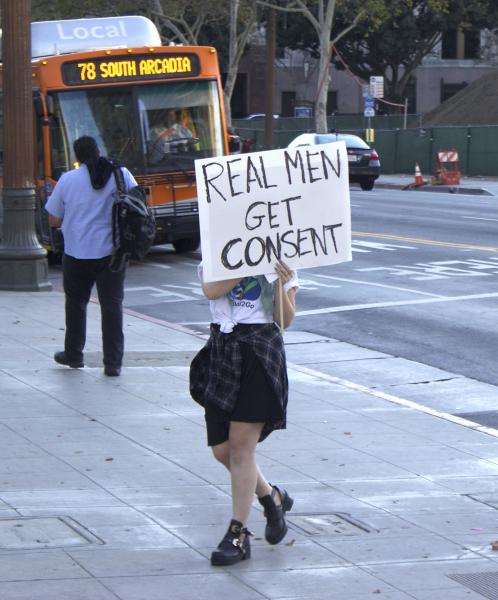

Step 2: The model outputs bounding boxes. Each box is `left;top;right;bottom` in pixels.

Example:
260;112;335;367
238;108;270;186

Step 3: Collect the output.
45;136;137;376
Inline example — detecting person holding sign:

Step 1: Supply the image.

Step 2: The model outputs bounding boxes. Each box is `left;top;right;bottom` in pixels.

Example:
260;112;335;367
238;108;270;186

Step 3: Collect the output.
189;260;298;566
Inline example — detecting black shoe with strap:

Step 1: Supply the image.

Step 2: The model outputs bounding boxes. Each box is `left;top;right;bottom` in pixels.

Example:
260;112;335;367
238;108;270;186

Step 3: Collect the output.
258;484;294;545
54;351;84;369
210;519;252;566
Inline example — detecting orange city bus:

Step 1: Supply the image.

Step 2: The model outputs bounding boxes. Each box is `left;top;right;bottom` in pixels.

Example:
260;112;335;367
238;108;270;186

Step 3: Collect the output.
0;15;229;255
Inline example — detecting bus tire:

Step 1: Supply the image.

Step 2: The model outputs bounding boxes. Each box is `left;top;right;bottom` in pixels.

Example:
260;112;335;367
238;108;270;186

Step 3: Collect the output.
173;236;200;253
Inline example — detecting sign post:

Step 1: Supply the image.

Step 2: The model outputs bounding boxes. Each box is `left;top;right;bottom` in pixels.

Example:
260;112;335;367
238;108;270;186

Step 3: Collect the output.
195;143;352;282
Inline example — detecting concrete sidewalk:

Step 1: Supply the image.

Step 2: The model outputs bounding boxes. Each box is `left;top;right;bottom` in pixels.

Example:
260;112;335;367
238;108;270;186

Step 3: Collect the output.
374;173;498;197
1;289;498;600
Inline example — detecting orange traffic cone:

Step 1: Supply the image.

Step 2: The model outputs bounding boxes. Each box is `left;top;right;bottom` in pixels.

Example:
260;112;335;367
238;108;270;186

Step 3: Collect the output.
414;162;424;186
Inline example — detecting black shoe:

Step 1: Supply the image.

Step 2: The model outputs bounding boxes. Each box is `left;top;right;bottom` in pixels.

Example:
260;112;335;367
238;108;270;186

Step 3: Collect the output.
210;519;252;566
54;351;84;369
258;484;294;545
104;365;121;377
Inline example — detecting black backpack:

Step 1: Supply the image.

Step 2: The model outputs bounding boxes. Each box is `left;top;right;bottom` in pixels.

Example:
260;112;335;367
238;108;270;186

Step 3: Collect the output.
109;165;156;272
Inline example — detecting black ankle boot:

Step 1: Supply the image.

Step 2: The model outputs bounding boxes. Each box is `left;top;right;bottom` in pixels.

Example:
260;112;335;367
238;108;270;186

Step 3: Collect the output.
210;519;252;566
258;484;294;545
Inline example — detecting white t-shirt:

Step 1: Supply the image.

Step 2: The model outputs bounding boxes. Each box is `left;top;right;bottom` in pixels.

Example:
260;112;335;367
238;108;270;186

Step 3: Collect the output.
199;265;299;333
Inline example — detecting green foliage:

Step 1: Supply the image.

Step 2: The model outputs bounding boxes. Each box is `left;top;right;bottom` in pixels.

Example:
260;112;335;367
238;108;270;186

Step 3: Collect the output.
333;0;498;104
277;0;498;106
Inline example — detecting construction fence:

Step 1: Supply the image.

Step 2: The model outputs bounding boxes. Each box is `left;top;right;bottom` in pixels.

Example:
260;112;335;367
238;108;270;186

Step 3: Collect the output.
233;116;498;177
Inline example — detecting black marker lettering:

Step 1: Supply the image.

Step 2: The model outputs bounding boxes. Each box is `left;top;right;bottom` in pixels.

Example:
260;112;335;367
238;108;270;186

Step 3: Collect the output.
246;156;263;193
245;202;266;230
284;150;305;185
306;150;322;183
265;234;281;262
202;161;227;203
226;158;243;197
221;238;243;269
260;156;277;189
280;196;299;226
245;237;266;267
323;223;342;253
321;148;341;179
268;201;280;229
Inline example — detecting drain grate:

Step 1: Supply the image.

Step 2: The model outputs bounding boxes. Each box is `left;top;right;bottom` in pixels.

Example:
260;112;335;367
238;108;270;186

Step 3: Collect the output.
288;512;373;537
0;516;103;549
448;571;498;600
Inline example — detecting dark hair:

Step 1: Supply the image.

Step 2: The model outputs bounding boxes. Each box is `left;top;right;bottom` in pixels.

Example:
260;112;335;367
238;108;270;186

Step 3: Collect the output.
73;136;99;163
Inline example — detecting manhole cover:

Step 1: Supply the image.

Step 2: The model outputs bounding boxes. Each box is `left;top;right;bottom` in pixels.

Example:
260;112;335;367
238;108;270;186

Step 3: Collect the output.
288;512;372;536
0;517;103;549
448;571;498;600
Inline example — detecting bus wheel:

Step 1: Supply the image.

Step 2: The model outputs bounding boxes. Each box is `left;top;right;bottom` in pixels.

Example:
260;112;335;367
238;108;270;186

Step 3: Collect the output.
173;237;200;253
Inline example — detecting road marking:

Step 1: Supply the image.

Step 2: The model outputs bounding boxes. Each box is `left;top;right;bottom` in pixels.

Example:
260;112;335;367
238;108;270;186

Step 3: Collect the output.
296;291;498;316
313;274;444;297
353;240;416;251
288;363;498;439
353;231;498;253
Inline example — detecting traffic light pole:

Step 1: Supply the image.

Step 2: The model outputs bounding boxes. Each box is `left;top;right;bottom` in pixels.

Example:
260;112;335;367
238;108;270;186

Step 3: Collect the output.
0;0;51;291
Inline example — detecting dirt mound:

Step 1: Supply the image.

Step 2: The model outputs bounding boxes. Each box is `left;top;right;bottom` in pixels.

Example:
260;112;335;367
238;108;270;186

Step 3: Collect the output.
421;68;498;126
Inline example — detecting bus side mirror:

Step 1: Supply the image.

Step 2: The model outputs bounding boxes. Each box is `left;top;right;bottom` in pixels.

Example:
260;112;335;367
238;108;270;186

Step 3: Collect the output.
45;95;54;116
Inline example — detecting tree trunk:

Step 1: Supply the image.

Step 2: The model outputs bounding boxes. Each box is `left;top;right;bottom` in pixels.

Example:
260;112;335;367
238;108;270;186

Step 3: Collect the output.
315;35;330;133
223;0;239;129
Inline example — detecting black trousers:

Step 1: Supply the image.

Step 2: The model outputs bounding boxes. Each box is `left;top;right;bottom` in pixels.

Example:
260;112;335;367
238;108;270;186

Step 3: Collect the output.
62;254;126;368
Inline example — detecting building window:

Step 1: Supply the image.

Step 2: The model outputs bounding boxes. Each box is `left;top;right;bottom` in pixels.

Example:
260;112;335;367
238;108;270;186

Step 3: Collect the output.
442;28;480;60
464;30;480;59
327;91;337;115
441;82;467;103
281;91;296;117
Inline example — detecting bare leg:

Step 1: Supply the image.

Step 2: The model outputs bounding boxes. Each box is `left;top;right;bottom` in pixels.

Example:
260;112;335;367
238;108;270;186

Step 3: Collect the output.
212;439;278;506
227;421;264;524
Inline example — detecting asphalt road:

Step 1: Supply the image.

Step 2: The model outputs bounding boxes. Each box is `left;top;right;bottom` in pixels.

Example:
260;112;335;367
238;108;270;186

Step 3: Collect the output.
48;186;498;386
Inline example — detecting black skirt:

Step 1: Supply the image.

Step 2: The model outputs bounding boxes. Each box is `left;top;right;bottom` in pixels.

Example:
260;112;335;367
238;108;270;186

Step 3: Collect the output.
204;341;284;446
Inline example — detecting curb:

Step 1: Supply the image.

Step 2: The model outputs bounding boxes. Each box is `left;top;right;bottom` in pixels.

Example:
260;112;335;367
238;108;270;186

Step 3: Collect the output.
376;181;494;196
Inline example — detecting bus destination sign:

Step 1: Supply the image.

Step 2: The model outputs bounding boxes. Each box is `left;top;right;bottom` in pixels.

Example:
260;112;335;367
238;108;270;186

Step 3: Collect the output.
61;53;201;85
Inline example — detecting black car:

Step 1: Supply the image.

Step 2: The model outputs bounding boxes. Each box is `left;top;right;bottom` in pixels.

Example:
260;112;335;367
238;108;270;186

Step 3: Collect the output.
288;133;381;191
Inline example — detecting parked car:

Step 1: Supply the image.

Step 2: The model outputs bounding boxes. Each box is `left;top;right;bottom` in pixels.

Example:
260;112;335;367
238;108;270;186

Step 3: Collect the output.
242;113;280;120
288;133;381;191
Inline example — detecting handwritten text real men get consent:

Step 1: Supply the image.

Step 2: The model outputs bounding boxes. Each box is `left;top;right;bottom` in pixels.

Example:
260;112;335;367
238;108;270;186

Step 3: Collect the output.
194;141;352;282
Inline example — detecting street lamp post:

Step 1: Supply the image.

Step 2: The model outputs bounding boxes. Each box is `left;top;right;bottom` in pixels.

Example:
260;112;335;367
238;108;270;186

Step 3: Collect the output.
0;0;51;291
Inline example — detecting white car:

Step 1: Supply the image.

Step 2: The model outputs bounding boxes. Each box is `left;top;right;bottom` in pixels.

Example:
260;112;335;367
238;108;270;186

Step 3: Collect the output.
288;133;381;191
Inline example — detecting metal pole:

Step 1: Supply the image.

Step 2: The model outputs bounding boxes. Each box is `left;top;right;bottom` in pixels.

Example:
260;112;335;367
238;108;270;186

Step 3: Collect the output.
0;0;51;291
264;7;276;149
403;98;408;129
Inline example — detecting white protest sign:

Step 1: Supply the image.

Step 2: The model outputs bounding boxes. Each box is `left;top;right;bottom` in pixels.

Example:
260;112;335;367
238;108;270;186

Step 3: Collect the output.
194;142;352;282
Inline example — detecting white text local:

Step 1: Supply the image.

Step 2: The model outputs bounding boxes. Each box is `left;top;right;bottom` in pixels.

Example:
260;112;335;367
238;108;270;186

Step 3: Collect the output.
56;21;127;40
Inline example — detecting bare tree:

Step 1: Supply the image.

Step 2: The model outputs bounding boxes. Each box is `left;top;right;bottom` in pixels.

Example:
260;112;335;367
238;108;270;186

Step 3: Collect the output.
224;0;259;126
258;0;384;132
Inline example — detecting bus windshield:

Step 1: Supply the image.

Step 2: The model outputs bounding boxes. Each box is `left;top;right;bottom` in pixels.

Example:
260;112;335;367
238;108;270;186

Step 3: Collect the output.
49;80;224;178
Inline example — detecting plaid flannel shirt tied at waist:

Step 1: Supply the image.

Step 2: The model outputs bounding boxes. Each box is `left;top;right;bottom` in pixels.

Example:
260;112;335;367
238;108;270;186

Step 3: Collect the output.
189;323;288;414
